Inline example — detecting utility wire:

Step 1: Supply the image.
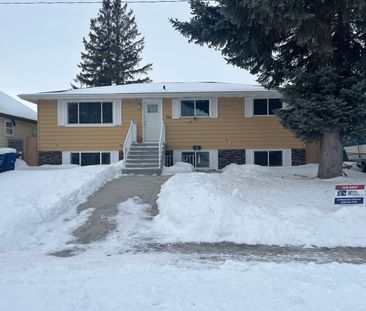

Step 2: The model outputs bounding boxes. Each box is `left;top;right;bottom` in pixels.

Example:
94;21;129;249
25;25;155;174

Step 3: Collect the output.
0;0;201;4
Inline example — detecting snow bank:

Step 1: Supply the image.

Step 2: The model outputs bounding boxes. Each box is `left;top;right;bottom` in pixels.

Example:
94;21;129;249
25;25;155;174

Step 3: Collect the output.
153;164;366;247
1;253;366;311
0;148;16;155
162;162;194;175
0;162;123;252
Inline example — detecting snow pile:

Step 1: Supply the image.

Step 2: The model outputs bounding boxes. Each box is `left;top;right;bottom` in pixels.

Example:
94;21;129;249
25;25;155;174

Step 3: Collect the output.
0;162;123;252
153;164;366;247
1;253;366;311
0;148;16;155
0;91;36;120
162;162;194;175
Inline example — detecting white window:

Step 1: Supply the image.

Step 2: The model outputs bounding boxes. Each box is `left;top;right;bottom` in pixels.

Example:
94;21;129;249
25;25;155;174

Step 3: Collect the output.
245;97;282;117
172;98;218;119
4;119;14;136
57;100;121;126
181;99;210;117
172;150;218;170
62;151;119;165
245;149;292;166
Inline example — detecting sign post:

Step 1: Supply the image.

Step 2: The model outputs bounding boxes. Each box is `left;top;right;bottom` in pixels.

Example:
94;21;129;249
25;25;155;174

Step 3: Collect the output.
334;185;365;205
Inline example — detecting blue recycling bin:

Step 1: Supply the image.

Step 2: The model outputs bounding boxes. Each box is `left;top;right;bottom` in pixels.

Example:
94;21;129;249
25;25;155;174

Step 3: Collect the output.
4;153;17;171
0;154;5;173
0;151;16;173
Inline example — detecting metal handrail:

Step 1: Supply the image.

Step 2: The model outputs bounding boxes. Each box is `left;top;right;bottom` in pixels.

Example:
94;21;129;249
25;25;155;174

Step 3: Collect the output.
158;122;165;168
123;120;136;167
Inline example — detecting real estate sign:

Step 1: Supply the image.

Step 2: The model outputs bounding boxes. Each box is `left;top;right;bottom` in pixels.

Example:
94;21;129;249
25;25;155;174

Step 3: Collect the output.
334;185;365;205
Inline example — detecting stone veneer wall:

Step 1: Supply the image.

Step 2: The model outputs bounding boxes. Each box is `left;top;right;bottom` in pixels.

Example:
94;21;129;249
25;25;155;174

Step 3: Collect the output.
291;149;306;166
218;149;246;169
38;151;62;165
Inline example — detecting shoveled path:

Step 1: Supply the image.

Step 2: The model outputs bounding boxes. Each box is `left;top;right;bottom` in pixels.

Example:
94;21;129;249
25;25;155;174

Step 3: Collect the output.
71;175;170;245
52;174;366;264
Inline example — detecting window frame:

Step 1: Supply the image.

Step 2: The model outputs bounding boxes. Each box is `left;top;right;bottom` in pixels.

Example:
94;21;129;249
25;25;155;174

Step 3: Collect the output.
67;101;114;126
175;149;218;170
253;98;283;116
4;119;14;136
70;151;112;166
180;99;211;118
253;150;284;167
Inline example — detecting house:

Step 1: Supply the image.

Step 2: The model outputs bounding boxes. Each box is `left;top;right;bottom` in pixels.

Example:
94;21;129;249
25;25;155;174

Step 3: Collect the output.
19;82;318;173
0;91;38;165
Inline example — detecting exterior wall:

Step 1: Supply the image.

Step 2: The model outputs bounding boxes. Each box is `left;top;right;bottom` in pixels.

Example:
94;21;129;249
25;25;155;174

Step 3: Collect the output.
306;143;320;163
38;97;306;168
162;98;304;150
0;116;36;149
39;151;62;165
218;149;246;169
291;148;306;166
37;99;142;151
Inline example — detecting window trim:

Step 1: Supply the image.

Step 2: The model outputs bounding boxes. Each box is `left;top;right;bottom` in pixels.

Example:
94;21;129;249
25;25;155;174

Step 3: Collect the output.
62;151;119;165
253;98;283;116
4;119;14;136
253;150;283;167
246;149;292;166
172;149;218;170
58;99;121;127
180;98;211;118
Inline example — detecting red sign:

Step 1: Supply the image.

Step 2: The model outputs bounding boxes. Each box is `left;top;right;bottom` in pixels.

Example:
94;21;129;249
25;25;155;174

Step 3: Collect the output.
335;185;365;190
335;185;365;205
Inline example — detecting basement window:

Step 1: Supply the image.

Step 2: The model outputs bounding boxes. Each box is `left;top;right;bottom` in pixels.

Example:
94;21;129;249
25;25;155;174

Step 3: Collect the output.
182;151;210;168
70;152;111;166
254;150;283;166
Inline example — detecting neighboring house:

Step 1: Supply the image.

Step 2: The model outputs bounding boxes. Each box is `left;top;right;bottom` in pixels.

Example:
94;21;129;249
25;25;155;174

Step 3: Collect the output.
0;91;37;165
19;82;318;172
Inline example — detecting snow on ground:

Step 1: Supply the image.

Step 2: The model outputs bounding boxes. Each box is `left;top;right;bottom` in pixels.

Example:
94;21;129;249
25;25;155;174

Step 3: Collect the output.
0;161;123;252
162;162;194;175
153;164;366;247
0;165;366;310
1;251;366;311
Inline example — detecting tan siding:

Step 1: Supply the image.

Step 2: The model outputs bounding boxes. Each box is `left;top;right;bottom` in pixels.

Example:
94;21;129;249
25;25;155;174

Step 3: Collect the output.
0;116;35;149
38;97;304;152
163;98;304;149
38;99;142;151
306;143;320;163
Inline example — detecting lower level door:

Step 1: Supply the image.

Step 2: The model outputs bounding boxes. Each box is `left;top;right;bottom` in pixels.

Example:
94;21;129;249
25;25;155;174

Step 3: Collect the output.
143;99;162;142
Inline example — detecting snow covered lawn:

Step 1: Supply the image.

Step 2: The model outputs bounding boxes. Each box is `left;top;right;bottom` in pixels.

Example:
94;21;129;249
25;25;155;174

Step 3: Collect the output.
1;252;366;311
154;164;366;247
0;161;123;252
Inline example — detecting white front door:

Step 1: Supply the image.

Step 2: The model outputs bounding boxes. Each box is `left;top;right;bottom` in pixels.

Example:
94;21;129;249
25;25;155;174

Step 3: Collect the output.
143;99;162;142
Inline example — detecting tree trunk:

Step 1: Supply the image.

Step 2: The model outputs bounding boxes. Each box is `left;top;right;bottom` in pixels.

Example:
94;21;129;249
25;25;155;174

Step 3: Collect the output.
317;131;343;179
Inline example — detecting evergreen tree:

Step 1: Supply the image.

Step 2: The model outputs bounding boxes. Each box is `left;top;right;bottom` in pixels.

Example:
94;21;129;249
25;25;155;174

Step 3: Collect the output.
171;0;366;178
75;0;152;87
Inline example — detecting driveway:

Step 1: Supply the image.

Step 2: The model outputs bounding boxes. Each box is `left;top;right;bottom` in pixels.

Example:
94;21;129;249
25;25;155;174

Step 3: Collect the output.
51;174;366;264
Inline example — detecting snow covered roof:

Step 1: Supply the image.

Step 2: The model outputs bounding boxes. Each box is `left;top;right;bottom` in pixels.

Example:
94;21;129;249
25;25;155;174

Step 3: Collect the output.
19;82;280;102
0;91;37;121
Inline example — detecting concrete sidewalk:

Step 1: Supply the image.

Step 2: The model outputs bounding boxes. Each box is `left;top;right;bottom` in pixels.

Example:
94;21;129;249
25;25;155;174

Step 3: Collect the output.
71;175;170;244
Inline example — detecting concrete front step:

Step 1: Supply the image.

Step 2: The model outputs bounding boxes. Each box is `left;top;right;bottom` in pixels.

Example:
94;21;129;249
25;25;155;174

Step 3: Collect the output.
126;163;159;168
129;148;159;153
122;167;162;175
126;159;159;164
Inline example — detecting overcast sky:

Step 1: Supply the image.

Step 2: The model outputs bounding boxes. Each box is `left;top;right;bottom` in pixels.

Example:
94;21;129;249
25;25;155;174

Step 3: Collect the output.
0;0;257;108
